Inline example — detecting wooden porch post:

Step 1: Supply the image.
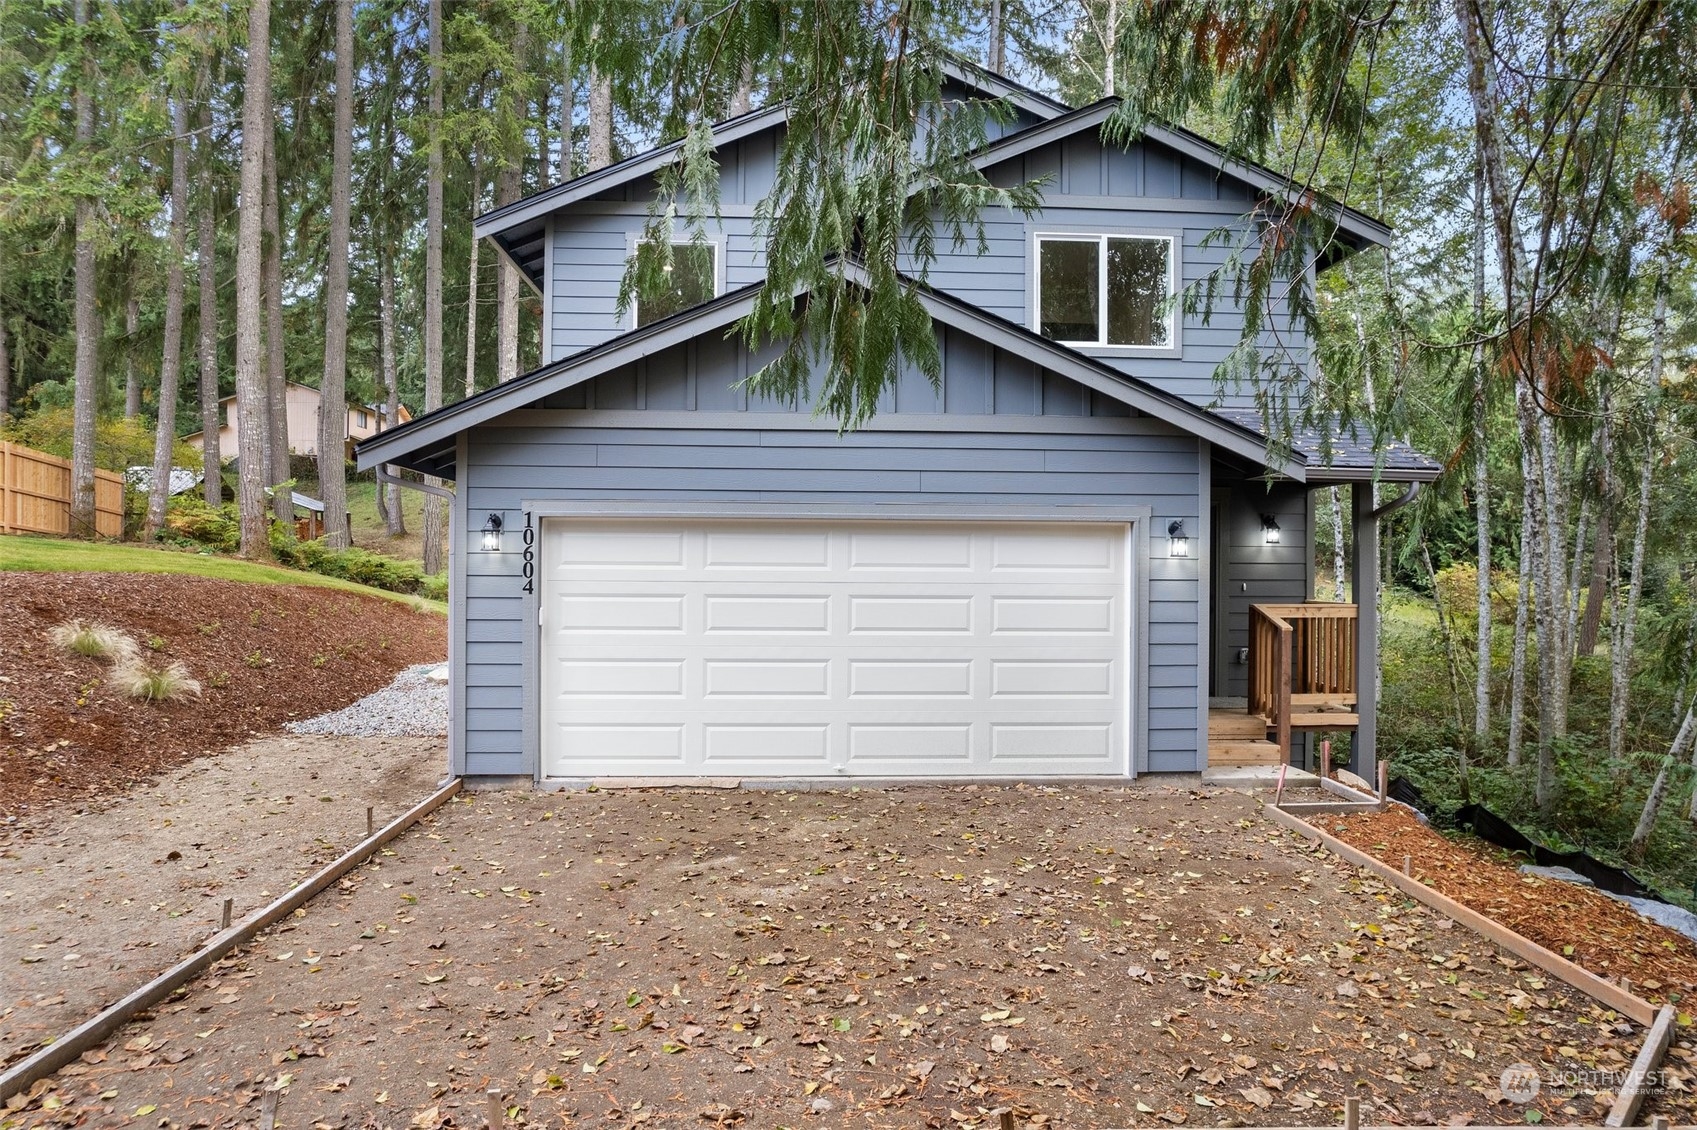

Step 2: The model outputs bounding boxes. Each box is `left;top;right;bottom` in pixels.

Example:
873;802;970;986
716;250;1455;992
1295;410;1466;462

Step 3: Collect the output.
1351;484;1379;777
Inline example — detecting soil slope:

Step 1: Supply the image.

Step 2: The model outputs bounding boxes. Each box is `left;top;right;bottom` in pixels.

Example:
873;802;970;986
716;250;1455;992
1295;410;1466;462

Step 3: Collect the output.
0;572;446;823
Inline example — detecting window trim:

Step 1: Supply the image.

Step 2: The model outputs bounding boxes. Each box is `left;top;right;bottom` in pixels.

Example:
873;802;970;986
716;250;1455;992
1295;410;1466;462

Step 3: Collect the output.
625;234;725;329
1031;229;1181;356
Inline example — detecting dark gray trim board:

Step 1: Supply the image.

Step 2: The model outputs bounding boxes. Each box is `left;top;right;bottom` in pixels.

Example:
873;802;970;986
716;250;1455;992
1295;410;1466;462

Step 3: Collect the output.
355;267;1302;481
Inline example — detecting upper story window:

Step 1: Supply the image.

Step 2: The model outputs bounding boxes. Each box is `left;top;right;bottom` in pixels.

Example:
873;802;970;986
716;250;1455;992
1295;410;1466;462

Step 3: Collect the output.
1035;234;1175;349
632;240;719;327
355;409;370;429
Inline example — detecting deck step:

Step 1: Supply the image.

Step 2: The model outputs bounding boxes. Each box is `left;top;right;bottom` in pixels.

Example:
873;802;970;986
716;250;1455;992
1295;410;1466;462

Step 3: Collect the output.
1207;711;1269;739
1207;739;1284;767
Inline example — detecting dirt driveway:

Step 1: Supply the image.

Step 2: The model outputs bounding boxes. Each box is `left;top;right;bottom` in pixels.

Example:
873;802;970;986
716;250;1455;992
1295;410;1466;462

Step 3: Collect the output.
8;782;1689;1129
0;735;444;1067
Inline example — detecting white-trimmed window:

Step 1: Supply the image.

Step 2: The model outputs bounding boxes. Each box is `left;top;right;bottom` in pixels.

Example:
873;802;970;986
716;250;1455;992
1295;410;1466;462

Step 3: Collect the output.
1035;233;1175;349
632;239;719;327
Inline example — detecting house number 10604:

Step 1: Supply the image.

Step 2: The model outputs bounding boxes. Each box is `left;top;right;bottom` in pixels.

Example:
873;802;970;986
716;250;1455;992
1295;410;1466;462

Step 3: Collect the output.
521;513;535;594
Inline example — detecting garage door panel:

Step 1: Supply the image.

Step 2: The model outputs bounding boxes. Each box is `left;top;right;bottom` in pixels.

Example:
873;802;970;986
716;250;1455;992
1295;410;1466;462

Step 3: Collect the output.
703;724;831;767
703;660;832;698
704;529;831;570
848;595;974;635
554;528;686;569
848;724;974;765
848;659;974;699
991;596;1118;635
990;659;1115;698
540;519;1133;778
559;595;685;633
555;659;686;698
703;595;831;633
555;723;685;765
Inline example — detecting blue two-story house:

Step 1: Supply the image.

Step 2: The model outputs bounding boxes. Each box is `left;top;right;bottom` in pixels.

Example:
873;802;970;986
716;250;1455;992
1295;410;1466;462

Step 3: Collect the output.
358;62;1439;787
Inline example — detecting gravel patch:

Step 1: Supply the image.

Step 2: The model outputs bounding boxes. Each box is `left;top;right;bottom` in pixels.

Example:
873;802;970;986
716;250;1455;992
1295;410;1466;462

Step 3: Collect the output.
286;662;448;737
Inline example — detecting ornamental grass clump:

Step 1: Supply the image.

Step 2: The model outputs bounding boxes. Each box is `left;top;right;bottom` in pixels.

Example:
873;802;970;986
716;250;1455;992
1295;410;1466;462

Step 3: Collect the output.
48;619;140;663
110;659;202;703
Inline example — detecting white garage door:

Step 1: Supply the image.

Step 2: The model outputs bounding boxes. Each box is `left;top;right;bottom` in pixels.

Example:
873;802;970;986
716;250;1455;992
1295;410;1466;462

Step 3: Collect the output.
538;518;1132;778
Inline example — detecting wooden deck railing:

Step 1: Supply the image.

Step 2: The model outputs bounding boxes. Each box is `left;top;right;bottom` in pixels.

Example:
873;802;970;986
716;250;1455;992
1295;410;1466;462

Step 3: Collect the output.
1247;602;1359;759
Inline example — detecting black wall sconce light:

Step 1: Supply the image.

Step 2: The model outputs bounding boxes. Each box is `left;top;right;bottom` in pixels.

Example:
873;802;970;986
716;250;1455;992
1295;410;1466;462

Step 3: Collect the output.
480;512;504;552
1167;518;1190;558
1261;514;1281;545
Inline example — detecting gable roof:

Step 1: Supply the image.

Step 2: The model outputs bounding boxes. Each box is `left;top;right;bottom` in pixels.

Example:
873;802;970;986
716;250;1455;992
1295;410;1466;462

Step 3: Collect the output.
963;99;1391;261
473;61;1069;289
355;263;1304;482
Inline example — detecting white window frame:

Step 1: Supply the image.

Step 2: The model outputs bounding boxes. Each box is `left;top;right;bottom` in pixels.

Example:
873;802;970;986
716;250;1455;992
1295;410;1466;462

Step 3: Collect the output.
1031;230;1181;356
625;235;725;329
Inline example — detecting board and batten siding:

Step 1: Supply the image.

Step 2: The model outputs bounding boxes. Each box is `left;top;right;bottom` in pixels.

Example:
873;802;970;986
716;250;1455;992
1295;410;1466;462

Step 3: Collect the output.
453;332;1208;779
1212;473;1312;699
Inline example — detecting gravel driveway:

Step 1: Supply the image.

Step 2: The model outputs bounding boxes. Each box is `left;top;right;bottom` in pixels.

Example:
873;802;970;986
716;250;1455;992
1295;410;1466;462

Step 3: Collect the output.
9;783;1684;1129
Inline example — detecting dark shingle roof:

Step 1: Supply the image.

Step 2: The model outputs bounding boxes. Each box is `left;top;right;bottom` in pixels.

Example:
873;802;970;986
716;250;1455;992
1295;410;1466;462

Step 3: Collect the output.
1212;408;1442;482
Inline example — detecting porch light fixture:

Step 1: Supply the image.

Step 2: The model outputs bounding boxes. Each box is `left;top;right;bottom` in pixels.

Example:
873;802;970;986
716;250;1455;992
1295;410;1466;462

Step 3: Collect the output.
480;512;504;552
1261;514;1281;545
1167;519;1190;558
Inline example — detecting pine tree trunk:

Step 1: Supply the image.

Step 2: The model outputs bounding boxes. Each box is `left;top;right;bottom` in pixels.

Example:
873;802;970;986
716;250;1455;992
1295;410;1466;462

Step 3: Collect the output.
1566;497;1589;655
124;293;141;418
378;247;405;536
421;0;446;578
262;119;292;526
1507;450;1534;767
729;60;753;117
986;0;1005;72
1424;538;1468;733
0;314;10;422
1610;425;1657;758
588;38;612;170
197;73;220;509
145;51;191;542
465;147;481;402
317;0;353;549
557;25;573;178
1471;149;1492;741
1627;751;1679;864
69;0;99;539
1577;414;1614;656
234;0;273;559
494;27;527;387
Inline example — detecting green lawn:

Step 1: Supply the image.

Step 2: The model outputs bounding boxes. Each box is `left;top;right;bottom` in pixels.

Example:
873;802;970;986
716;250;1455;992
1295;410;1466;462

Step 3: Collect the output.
0;535;447;615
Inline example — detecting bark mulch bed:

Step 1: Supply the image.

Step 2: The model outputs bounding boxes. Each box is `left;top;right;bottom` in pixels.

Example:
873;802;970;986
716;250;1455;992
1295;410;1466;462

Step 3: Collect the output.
0;572;446;825
1326;805;1697;1002
8;786;1694;1129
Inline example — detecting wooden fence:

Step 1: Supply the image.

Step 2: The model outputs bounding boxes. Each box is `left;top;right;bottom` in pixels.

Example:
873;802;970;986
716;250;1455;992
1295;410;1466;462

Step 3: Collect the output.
0;441;125;539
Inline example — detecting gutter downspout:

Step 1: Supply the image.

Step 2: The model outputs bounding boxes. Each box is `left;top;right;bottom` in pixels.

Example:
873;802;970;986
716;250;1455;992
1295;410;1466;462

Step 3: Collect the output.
1370;480;1422;521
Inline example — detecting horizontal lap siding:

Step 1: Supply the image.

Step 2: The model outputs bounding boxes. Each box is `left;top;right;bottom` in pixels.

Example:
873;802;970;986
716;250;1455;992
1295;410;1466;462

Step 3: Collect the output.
549;212;762;362
459;422;1205;777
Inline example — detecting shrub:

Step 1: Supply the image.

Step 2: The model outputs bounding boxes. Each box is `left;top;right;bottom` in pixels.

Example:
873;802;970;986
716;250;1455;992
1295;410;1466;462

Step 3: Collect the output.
162;496;241;552
48;619;140;663
2;405;199;472
111;660;202;703
268;527;436;596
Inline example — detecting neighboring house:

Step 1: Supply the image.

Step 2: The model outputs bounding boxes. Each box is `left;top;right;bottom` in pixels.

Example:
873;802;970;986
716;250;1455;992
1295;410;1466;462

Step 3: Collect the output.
357;61;1439;788
185;381;412;458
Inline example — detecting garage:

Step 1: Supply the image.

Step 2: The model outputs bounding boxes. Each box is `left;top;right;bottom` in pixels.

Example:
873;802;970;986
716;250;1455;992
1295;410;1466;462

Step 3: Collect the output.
538;517;1133;778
